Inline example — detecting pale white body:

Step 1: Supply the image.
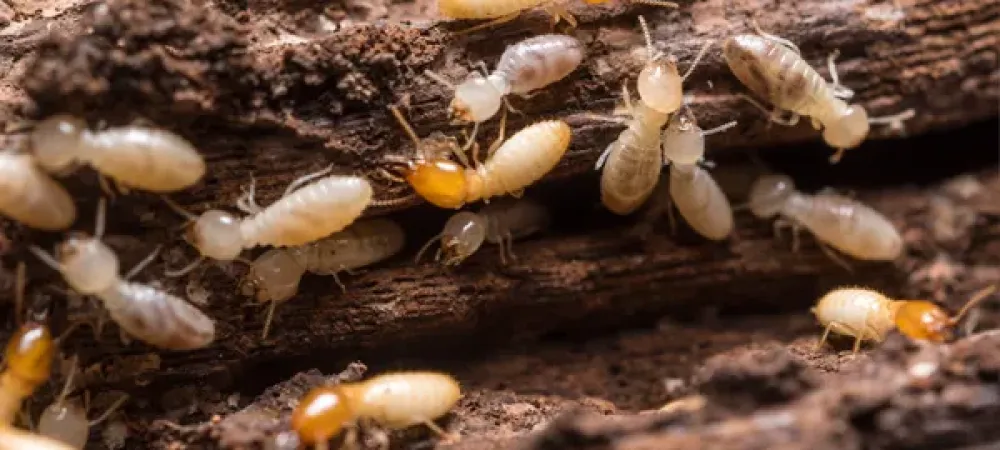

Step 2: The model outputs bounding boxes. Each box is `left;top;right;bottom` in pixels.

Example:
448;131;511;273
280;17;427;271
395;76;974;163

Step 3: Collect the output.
598;104;668;215
747;174;903;260
812;288;896;342
421;197;549;265
38;401;88;449
0;153;76;230
246;218;406;303
667;164;733;240
31;115;206;193
468;120;570;202
0;426;75;450
348;372;462;429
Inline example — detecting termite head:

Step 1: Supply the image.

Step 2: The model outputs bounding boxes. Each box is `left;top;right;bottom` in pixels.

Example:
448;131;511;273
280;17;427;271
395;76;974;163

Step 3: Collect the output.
662;109;705;166
242;248;305;304
747;174;795;218
31;115;88;174
893;301;953;342
638;58;683;114
188;210;244;261
4;322;54;386
56;234;119;294
451;74;505;123
440;211;488;266
292;385;356;445
402;157;470;209
822;104;869;150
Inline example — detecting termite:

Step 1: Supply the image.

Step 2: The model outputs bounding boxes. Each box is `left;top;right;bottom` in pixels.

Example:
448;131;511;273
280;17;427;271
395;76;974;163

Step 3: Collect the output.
292;371;461;450
415;197;549;266
660;107;737;240
38;357;129;449
722;25;915;163
0;152;76;231
425;34;584;130
29;115;206;193
594;16;713;215
29;200;216;350
387;106;570;209
437;0;677;34
241;218;406;339
813;285;998;353
162;168;373;275
746;173;903;266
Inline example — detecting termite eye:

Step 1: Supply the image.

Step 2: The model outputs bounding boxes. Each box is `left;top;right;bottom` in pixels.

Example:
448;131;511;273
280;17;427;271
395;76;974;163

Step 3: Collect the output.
822;105;870;150
638;61;683;114
4;323;54;383
895;301;952;342
191;210;243;260
405;160;469;209
57;237;119;294
31;115;87;173
292;387;353;444
747;175;795;218
453;76;503;122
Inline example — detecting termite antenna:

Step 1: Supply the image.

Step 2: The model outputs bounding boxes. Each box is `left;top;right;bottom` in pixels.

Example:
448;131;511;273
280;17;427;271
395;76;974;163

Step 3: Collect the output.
164;256;205;278
161;196;198;222
637;15;659;61
868;108;916;134
390;106;426;159
54;354;79;408
370;193;418;208
681;40;715;81
951;285;998;324
124;245;162;281
415;233;444;264
701;120;738;137
283;164;336;198
94;198;108;239
630;0;678;8
424;70;456;89
89;392;129;426
261;300;278;340
750;18;801;54
29;245;62;273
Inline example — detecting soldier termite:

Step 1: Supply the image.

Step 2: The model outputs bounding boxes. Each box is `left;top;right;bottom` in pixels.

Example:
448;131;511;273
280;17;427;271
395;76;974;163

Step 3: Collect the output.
660;107;738;240
593;16;713;215
38;357;129;449
0;152;76;231
813;285;998;353
722;26;915;163
292;371;461;450
425;34;584;134
161;169;373;276
746;174;903;267
437;0;677;35
415;197;549;266
386;106;571;209
29;115;206;193
241;218;406;340
29;200;216;351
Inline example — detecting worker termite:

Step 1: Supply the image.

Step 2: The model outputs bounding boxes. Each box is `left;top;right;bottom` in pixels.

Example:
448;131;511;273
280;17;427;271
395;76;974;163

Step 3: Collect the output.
425;34;584;129
813;285;998;353
0;152;76;231
415;197;549;266
37;357;129;449
29;200;216;350
162;169;374;275
387;106;570;209
660;107;738;240
722;26;915;163
292;371;461;450
241;218;406;339
747;173;903;265
29;115;206;193
594;16;713;215
437;0;677;34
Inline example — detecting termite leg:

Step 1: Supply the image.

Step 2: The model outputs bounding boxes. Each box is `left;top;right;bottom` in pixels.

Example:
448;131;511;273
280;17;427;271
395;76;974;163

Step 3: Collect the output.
283;164;336;198
14;261;25;326
818;242;853;273
665;190;678;236
826;50;855;100
505;233;518;262
89;393;129;427
497;236;508;265
595;142;617;170
852;310;872;354
235;176;263;214
98;176;118;201
736;94;799;127
751;19;801;54
375;166;407;184
261;300;278;341
486;108;509;159
815;320;841;350
415;233;444;264
542;4;578;31
164;256;205;278
509;189;525;199
453;12;521;35
331;272;347;294
421;419;459;443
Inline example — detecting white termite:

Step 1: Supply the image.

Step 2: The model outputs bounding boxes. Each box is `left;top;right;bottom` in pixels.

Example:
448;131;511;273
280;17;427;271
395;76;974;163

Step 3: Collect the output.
0;152;76;231
38;358;128;449
162;167;373;275
593;16;713;215
241;218;406;339
29;115;206;193
29;200;216;350
746;174;903;264
415;197;549;266
660;108;738;240
426;34;585;126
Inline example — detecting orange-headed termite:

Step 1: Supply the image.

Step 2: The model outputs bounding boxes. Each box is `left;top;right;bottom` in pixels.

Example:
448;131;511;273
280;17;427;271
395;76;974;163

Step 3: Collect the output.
747;174;903;266
387;107;570;209
30;115;206;193
813;285;997;353
415;197;549;266
722;25;915;163
241;218;406;339
29;200;216;350
292;371;461;450
0;152;76;231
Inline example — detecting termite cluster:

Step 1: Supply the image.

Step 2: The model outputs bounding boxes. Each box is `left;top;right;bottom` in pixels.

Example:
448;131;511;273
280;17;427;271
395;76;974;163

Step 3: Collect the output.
0;2;988;449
